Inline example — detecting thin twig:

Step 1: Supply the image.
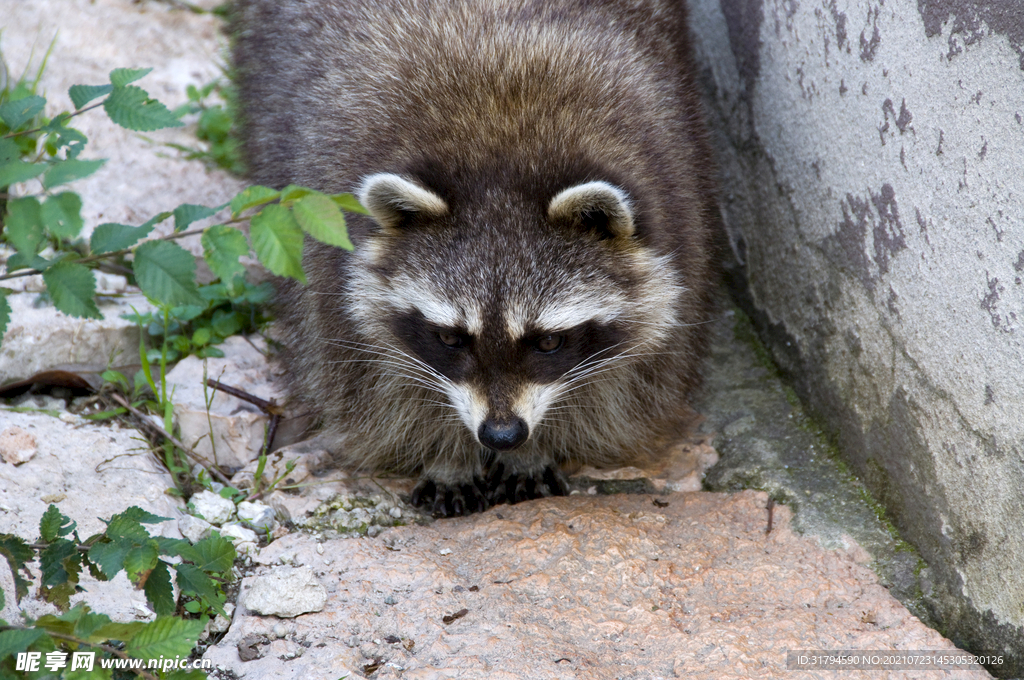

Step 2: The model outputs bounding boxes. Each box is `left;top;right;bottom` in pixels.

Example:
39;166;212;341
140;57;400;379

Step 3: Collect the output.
0;101;106;140
107;392;232;486
205;379;284;415
766;497;775;535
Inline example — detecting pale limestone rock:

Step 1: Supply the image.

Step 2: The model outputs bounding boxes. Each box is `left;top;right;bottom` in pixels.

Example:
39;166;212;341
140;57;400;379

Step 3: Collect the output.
244;566;327;618
178;514;213;544
237;500;276;531
0;427;38;465
191;490;235;526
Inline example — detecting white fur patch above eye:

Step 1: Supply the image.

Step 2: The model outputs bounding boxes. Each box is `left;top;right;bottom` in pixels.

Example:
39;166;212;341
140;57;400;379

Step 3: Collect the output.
358;173;448;229
548;180;635;238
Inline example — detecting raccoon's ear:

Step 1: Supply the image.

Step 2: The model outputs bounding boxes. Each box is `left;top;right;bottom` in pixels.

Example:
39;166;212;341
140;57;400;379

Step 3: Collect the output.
547;181;635;239
358;173;448;231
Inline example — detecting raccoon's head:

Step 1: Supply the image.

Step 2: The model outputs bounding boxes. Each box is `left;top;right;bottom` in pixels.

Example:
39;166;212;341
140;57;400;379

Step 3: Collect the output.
349;172;681;452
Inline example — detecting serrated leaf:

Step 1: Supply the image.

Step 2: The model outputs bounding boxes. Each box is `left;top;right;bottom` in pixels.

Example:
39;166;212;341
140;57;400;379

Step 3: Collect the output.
189;533;236;573
41;580;77;611
34;614;76;637
91;620;146;644
104;85;182;131
133;240;203;307
40;504;76;542
89;211;169;255
113;506;172;525
69;83;113;109
124;540;159;587
4;251;51;273
0;138;19;163
43;120;88;160
0;534;35;602
201;224;249;284
0;628;45;659
90;223;150;254
293;192;353;250
175;563;225;615
0;293;10;349
0;94;45;129
144;560;175;616
250;203;306;283
104;515;149;542
109;67;153;88
4;197;45;255
42;262;102;320
230;185;280;216
331;192;370;214
125;616;204;660
41;192;84;239
172;203;218;232
0;159;47;187
43;158;106;189
67;606;113;640
279;184;314;202
39;538;80;587
88;539;132;579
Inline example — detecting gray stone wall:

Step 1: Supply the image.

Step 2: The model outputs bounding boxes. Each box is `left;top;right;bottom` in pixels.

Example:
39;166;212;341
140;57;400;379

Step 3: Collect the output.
687;0;1024;671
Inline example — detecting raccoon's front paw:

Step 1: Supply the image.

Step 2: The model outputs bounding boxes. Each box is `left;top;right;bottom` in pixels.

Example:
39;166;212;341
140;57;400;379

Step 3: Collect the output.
411;478;490;518
486;462;569;506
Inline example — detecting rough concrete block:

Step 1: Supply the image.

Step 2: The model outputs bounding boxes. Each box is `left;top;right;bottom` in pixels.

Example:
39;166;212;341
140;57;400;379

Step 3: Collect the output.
689;0;1024;671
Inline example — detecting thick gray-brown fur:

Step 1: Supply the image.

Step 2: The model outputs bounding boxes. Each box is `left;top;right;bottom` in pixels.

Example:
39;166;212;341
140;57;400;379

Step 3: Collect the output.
232;0;722;516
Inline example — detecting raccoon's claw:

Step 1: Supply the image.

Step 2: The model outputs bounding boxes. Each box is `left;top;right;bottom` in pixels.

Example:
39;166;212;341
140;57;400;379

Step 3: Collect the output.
411;478;490;518
487;463;569;506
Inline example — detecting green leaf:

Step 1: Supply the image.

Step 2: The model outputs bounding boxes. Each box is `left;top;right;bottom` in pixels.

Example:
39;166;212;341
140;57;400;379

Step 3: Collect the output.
0;534;35;602
4;251;51;273
293;192;353;249
0;159;47;187
4;197;45;255
104;85;182;131
175;562;225;616
40;192;84;239
104;514;149;541
331;192;370;214
191;326;211;346
0;94;45;128
43;121;88;160
144;560;175;616
279;184;315;202
173;203;218;232
88;539;132;579
110;67;153;88
250;203;306;283
201;224;249;284
125;616;204;660
124;540;159;586
91;620;146;644
42;262;103;319
43;158;106;188
133;240;203;307
0;138;19;163
0;293;10;348
69;83;113;109
189;533;236;573
90;223;150;254
40;504;76;542
112;506;172;526
230;185;280;216
0;628;45;659
89;210;169;255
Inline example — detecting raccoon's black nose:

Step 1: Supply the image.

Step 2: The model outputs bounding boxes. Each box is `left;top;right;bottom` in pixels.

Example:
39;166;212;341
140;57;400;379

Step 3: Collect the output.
478;417;529;451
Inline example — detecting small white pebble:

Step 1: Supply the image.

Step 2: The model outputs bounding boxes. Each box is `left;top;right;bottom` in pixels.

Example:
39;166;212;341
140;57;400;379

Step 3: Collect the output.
439;548;453;556
316;543;324;555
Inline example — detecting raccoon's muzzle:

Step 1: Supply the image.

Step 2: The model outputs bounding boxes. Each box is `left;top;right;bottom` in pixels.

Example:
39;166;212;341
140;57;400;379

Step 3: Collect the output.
478;416;529;452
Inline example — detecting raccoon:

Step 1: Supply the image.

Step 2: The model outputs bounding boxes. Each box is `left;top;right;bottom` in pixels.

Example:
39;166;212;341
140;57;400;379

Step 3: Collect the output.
232;0;720;516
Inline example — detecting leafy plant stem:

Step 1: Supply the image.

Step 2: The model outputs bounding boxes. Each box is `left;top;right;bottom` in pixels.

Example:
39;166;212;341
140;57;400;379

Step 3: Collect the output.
0;626;160;680
0;100;106;140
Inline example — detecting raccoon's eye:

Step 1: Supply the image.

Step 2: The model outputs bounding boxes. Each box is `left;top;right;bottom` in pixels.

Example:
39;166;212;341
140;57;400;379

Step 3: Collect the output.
533;334;564;353
438;331;467;348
